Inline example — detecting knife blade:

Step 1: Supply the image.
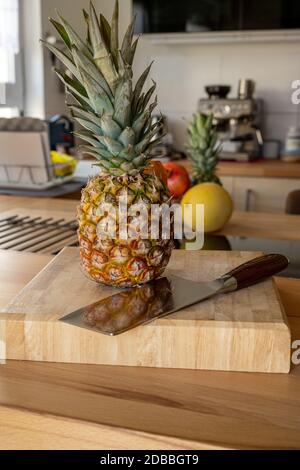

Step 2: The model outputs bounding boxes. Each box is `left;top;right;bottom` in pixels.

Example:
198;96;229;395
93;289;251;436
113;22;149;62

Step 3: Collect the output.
59;254;289;336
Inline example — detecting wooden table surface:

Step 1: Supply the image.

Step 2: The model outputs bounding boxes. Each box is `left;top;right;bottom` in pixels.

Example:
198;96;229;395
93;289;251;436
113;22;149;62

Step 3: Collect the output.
180;159;300;179
219;211;300;241
0;250;300;450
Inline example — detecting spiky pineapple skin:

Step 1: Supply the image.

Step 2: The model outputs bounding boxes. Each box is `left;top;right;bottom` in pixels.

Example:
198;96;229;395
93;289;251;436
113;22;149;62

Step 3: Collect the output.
78;171;174;287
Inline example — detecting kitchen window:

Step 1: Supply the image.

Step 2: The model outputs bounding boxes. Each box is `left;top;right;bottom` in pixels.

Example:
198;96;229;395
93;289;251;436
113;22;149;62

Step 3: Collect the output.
0;0;23;117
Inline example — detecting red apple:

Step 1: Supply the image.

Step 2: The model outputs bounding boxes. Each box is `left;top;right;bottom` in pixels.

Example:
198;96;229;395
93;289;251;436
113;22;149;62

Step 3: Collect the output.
163;162;190;199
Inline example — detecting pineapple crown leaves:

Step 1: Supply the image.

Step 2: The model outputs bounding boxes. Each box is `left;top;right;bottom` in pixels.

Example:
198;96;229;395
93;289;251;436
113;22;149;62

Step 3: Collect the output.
186;113;222;185
42;0;163;176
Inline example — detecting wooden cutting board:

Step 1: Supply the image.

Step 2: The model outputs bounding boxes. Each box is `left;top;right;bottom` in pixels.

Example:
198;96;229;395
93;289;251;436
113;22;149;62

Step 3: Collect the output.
0;248;291;373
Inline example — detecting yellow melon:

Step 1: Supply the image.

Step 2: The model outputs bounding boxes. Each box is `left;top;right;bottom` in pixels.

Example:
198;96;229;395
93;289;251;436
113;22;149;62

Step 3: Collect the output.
181;182;233;233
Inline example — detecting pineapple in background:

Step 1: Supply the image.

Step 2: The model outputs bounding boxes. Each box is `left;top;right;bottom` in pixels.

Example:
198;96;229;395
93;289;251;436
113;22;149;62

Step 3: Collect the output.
182;113;233;234
44;1;174;287
186;113;221;185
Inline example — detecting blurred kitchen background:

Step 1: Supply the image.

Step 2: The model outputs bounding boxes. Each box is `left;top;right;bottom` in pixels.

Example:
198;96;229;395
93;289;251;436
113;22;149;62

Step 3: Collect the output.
2;1;299;151
0;0;300;275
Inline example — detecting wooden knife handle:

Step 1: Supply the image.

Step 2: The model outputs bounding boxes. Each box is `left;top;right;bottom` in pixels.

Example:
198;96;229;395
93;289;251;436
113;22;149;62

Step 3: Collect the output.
223;254;289;291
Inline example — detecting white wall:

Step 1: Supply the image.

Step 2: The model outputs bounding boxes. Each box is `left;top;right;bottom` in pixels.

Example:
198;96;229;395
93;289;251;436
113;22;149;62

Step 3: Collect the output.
22;0;45;118
41;0;131;118
41;0;92;118
22;0;131;119
22;0;300;149
136;39;300;150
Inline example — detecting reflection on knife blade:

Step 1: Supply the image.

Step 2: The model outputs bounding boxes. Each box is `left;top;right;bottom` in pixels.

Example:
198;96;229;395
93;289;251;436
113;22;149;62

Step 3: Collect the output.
61;277;176;336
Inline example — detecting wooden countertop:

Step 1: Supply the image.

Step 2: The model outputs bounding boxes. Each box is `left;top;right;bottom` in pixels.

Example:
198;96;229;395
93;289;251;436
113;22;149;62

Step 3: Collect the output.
0;195;77;216
1;195;300;241
0;250;300;450
219;211;300;241
180;159;300;179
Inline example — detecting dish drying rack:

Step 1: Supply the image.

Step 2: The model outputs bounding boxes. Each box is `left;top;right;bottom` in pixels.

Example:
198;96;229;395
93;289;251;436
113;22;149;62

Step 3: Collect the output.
0;214;78;254
0;163;73;190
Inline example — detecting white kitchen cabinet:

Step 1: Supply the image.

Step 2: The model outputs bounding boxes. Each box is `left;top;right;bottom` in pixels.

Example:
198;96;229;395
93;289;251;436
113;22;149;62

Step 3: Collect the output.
231;177;300;213
220;176;235;195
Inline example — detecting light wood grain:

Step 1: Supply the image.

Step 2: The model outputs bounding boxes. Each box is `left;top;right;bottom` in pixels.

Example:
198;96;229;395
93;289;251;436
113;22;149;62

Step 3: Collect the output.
0;250;52;309
219;211;300;241
0;248;291;373
0;195;77;215
181;158;300;179
0;405;212;450
275;277;300;318
1;356;300;450
0;251;299;449
0;206;76;223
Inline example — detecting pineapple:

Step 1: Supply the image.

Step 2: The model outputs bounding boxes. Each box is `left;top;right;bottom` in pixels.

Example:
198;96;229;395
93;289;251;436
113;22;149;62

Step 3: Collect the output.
183;113;233;234
186;113;221;185
43;1;174;287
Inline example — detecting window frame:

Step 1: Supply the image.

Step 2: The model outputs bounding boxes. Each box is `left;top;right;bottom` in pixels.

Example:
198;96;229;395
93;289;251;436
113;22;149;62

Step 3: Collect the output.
0;0;23;116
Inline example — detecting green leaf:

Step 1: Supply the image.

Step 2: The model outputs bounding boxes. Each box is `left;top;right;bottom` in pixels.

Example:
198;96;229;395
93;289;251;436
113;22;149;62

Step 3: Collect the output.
114;76;132;129
94;161;115;171
93;148;113;159
132;154;147;168
140;82;156;113
75;118;103;135
89;2;106;56
211;133;218;148
74;131;103;147
148;136;165;152
42;41;81;80
100;115;122;139
96;54;119;93
80;145;112;160
121;15;136;65
186;112;220;183
82;9;92;46
135;127;158;154
119;127;136;147
56;11;92;56
132;62;153;114
120;161;136;172
49;18;71;49
132;109;150;138
72;46;113;99
79;66;114;115
129;36;139;65
54;68;89;103
97;136;124;156
74;95;94;110
89;4;119;92
100;14;111;51
118;145;136;161
90;2;119;92
68;104;100;124
111;0;119;69
89;3;118;92
205;113;214;130
148;119;163;136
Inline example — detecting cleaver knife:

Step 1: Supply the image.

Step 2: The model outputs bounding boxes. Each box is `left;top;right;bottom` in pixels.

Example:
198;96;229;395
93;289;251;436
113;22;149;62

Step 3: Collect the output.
60;254;289;336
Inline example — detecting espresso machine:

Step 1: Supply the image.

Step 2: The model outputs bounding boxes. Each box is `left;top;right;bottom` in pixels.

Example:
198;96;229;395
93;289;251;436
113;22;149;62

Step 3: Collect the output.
198;80;263;161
